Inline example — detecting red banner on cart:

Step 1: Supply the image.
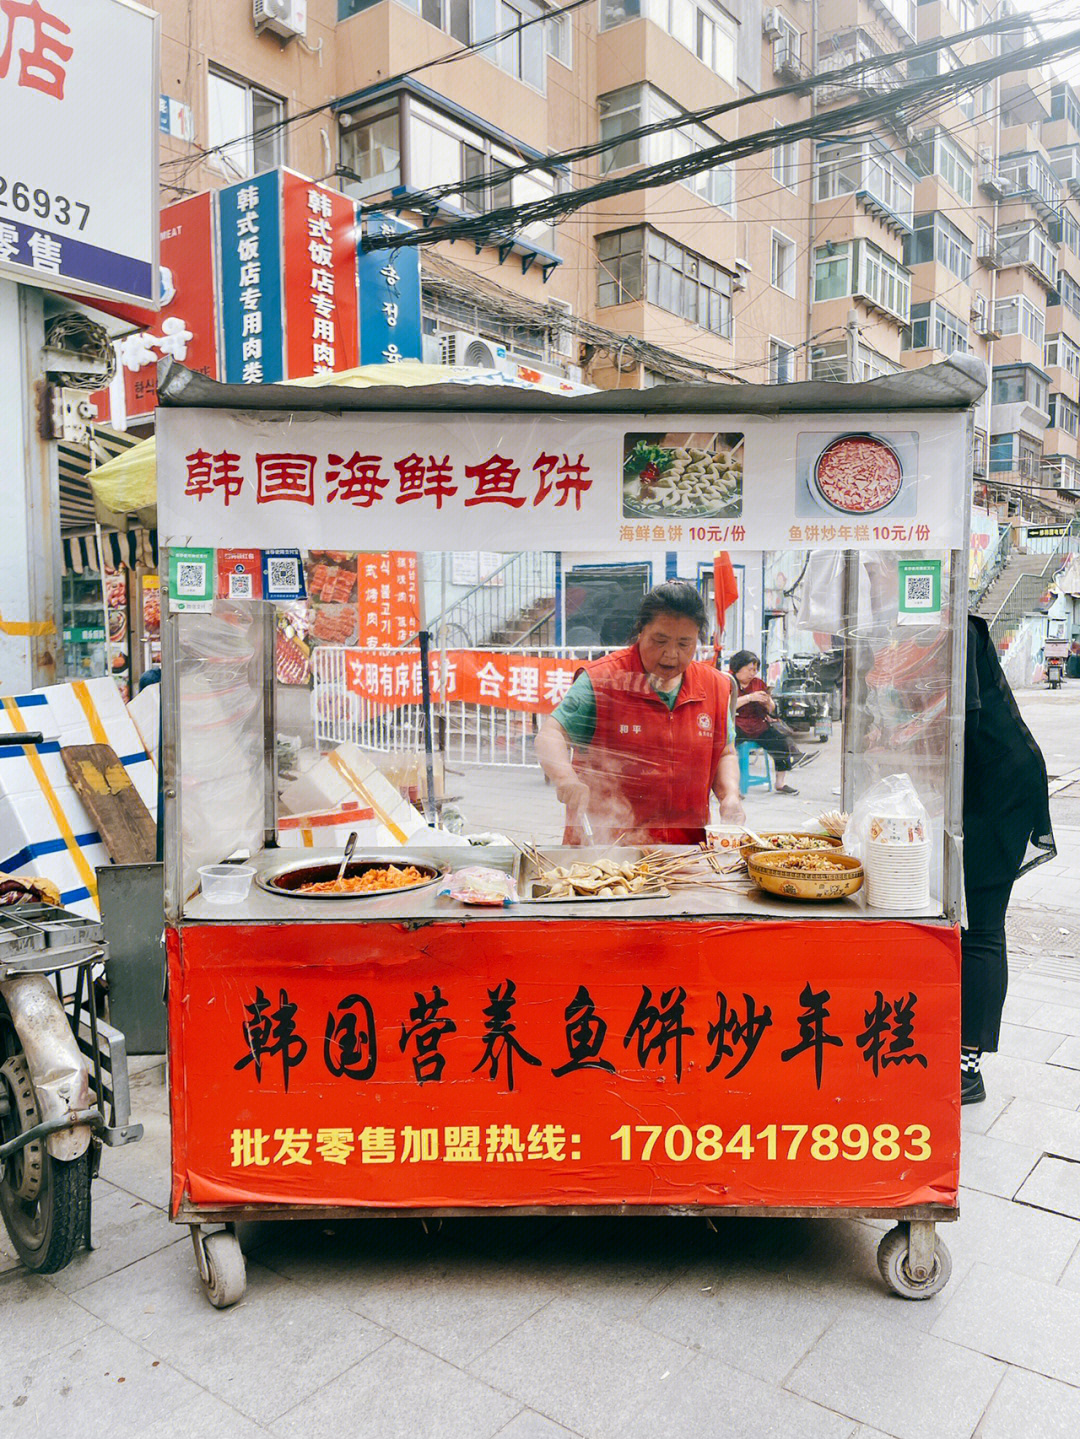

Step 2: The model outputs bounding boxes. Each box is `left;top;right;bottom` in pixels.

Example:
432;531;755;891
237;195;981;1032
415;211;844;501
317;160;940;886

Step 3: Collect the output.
168;919;960;1214
343;647;578;713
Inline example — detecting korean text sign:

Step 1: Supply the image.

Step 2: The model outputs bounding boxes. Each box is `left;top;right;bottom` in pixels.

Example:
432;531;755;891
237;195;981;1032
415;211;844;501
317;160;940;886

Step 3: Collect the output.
0;0;158;304
168;918;959;1212
158;407;970;553
358;212;421;365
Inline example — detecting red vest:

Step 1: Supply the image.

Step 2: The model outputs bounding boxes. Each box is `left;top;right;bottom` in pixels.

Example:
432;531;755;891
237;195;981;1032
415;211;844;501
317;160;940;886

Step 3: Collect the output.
565;646;733;846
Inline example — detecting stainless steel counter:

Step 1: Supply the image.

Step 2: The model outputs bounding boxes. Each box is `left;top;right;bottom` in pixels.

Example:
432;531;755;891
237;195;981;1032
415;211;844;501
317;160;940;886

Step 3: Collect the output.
180;846;947;925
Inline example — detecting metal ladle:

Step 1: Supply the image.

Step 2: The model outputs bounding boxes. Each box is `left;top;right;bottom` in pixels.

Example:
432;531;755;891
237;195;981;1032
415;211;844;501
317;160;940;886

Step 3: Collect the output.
335;831;358;882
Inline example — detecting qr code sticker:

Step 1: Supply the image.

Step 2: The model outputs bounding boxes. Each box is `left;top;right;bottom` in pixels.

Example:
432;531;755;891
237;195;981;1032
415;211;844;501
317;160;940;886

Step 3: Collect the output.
905;573;933;607
229;572;253;599
268;557;299;594
176;561;206;596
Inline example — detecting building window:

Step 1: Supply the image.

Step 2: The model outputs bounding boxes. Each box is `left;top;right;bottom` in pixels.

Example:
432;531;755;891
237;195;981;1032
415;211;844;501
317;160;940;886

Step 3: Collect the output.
773;15;801;72
993;295;1046;348
1046;332;1080;381
420;0;471;42
599;0;736;86
905;213;973;281
815;140;915;229
1050;205;1080;259
598;227;734;338
771;230;796;295
810;337;898;382
546;8;572;66
597;229;644;306
396;0;546;88
772;125;798;190
598;85;734;211
769;338;795;382
207;69;284;180
989;432;1014;472
1050;269;1080;319
998;221;1059;289
904;301;968;354
1051;84;1080;135
813;240;910;322
340;100;402;195
991;365;1049;412
909;130;973;206
998;151;1061;212
1050;393;1080;438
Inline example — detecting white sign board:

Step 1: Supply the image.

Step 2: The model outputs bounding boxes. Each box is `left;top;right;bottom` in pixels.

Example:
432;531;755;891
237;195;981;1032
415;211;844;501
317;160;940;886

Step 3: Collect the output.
158;408;969;553
0;0;159;305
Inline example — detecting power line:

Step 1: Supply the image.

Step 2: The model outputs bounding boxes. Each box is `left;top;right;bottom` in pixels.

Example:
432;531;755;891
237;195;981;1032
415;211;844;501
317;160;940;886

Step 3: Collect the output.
360;23;1080;253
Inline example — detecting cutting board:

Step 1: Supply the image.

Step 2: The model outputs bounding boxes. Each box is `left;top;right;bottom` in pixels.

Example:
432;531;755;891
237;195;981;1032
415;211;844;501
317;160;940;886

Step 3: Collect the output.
62;744;156;865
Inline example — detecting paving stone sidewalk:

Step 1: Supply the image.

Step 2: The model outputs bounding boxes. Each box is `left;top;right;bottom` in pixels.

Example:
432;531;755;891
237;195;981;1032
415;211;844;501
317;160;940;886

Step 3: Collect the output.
2;708;1079;1438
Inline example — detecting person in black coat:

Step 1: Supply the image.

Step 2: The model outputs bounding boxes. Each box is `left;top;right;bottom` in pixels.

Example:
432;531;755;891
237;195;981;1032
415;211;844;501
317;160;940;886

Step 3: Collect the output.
962;615;1056;1103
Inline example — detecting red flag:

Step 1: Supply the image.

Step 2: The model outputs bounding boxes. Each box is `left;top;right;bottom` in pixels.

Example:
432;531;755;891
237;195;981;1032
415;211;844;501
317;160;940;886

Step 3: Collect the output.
712;551;739;662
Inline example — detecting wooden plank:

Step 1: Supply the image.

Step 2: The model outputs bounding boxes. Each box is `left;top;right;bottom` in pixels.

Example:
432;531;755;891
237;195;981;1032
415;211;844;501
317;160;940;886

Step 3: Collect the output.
61;744;156;865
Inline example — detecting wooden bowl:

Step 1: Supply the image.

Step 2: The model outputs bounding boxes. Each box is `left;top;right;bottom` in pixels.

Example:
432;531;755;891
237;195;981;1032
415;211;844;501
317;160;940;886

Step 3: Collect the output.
739;832;844;862
747;849;864;901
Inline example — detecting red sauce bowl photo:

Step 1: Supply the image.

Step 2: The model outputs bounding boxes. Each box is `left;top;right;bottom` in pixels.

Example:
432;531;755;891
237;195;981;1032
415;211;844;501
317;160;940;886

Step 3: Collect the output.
813;433;904;515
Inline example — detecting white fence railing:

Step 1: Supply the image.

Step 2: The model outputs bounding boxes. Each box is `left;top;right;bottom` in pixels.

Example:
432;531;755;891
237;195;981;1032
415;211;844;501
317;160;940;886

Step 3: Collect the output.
313;645;609;768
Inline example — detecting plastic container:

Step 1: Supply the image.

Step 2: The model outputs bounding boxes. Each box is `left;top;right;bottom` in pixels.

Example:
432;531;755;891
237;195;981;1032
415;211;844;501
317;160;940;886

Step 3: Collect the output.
197;864;256;904
705;824;748;852
864;840;930;910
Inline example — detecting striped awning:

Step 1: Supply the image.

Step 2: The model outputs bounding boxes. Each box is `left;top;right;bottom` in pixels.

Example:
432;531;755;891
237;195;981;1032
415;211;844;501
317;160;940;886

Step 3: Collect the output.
62;527;157;574
59;426;142;534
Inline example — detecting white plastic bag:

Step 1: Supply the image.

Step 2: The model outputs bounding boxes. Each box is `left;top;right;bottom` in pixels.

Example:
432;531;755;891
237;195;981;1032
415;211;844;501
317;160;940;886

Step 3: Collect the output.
843;773;929;861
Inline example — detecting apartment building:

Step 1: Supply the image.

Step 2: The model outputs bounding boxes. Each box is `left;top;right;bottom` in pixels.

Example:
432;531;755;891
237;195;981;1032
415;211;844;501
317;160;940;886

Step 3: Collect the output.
152;0;1079;511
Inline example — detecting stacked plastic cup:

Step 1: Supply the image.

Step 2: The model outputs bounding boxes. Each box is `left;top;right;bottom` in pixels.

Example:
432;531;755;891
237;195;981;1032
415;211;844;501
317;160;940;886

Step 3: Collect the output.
864;814;930;911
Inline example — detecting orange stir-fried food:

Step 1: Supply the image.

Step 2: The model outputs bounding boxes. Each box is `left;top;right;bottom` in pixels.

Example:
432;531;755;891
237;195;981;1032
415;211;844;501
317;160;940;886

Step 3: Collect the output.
300;864;426;895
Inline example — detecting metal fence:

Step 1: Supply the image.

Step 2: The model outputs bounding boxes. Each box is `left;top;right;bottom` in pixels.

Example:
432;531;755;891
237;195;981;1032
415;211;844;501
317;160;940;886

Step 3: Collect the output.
313;645;608;768
424;552;558;649
988;523;1079;649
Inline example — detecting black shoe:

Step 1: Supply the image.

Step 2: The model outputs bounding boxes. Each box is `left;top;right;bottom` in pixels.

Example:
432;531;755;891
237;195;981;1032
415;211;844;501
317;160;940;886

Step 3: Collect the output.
774;784;798;795
961;1068;985;1105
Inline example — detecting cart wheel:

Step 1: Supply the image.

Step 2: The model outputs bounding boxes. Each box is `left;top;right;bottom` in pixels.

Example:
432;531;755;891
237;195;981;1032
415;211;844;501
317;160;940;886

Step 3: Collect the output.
0;1054;91;1274
877;1224;952;1300
202;1231;246;1309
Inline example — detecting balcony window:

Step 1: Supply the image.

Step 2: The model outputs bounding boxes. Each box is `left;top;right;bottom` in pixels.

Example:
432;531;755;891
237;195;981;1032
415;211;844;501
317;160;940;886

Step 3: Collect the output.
340;101;402;196
813;239;910;322
772;125;799;190
942;0;977;26
1049;393;1080;438
992;365;1049;412
909;131;973;205
1046;333;1080;381
904;301;968;354
769;338;795;382
993;295;1046;348
1049;205;1080;259
1051;84;1080;136
989;433;1015;472
546;9;572;67
772;15;801;71
1050;270;1080;320
998;152;1061;212
998;221;1059;288
598;85;734;211
599;0;736;86
810;337;898;382
905;213;973;280
207;70;284;180
389;0;546;89
598;227;733;337
816;140;915;228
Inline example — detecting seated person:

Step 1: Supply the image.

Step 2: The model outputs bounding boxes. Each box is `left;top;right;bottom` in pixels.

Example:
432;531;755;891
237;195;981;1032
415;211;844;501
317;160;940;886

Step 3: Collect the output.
727;649;813;796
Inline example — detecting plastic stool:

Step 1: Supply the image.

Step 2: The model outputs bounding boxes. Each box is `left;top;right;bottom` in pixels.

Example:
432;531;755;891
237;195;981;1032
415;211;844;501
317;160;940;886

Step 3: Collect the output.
738;740;774;796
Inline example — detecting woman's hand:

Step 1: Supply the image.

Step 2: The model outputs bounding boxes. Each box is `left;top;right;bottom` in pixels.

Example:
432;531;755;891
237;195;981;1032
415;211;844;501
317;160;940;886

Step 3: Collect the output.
719;792;746;824
556;776;591;822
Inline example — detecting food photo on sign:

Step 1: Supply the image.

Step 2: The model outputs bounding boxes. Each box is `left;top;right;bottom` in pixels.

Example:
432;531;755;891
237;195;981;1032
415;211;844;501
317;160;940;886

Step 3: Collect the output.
623;431;744;520
795;430;918;520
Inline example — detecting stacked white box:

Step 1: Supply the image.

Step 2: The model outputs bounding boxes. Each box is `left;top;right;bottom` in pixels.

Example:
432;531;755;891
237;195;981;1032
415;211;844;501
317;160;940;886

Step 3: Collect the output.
0;681;154;917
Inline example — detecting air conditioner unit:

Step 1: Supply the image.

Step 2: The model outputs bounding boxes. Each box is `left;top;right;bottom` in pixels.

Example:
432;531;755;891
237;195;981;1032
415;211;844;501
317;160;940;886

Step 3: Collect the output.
439;330;510;371
730;272;747;291
253;0;307;40
763;8;785;40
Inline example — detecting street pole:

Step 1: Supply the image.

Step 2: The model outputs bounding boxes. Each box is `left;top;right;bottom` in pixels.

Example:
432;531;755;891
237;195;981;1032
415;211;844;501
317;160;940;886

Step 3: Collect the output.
0;280;62;692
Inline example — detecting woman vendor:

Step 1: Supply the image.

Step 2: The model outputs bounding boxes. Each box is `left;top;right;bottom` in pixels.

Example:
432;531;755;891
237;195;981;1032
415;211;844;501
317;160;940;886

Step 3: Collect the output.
727;650;812;796
536;582;744;844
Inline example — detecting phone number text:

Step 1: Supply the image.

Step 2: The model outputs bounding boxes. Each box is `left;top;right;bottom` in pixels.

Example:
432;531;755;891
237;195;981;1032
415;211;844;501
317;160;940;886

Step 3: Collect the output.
610;1122;931;1162
0;177;89;230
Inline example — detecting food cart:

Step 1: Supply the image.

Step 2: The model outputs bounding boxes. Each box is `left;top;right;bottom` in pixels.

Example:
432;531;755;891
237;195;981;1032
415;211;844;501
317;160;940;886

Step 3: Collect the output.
157;357;979;1307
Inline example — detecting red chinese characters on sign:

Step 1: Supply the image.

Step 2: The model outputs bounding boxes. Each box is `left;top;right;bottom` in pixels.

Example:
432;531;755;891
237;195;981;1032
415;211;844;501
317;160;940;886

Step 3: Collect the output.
257;454;317;506
344;647;577;715
185;450;244;505
0;0;71;100
355;552;420;649
281;171;359;379
167;919;960;1212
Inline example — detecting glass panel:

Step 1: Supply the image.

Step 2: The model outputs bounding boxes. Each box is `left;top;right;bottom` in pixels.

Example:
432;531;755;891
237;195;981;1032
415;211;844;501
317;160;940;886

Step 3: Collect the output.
207;71;251;180
251;89;284;174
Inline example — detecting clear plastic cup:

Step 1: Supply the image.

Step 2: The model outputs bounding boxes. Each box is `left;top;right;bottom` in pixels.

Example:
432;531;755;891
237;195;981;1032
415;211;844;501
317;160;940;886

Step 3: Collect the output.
197;864;255;904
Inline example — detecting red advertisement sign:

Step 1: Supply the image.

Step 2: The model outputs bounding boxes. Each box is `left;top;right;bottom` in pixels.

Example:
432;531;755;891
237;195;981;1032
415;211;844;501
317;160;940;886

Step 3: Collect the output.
168;918;960;1213
93;192;218;423
281;169;359;379
355;552;419;649
345;647;577;713
216;548;263;600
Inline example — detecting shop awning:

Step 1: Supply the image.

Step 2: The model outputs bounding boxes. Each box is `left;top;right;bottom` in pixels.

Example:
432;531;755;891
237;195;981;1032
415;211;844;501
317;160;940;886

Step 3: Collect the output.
59;426;142;533
62;528;157;575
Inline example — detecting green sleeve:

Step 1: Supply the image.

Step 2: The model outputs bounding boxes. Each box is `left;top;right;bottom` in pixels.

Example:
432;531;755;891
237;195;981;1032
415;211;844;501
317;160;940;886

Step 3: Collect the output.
550;671;596;748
